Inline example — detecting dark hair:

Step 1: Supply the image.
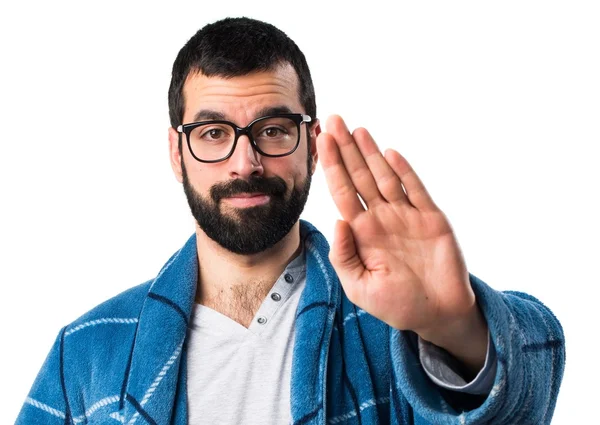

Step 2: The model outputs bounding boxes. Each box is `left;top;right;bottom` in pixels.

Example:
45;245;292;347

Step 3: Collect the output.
168;17;316;130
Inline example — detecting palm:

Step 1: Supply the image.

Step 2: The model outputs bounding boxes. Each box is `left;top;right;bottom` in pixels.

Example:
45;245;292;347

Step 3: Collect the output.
317;116;474;335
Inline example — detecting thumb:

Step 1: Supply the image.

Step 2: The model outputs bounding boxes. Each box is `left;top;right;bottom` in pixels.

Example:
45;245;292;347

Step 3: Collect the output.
330;220;365;289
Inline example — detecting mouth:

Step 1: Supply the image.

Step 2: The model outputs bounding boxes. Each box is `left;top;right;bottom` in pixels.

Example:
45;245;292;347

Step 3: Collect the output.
222;193;271;208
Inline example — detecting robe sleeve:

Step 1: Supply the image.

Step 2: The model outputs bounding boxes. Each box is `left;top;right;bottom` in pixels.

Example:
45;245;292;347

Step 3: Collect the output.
390;273;565;425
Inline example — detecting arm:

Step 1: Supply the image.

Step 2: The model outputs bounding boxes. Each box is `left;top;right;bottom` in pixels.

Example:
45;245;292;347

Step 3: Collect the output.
392;274;564;423
317;115;565;423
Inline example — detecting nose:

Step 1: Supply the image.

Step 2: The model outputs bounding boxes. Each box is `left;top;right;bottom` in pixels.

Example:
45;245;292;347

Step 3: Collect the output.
227;135;264;179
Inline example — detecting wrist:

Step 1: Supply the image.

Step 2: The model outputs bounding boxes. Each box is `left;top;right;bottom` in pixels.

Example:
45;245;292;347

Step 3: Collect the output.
417;304;489;379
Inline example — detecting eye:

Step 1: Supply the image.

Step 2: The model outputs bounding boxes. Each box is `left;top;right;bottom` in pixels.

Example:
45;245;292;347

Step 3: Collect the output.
262;126;287;138
195;125;232;142
202;128;225;139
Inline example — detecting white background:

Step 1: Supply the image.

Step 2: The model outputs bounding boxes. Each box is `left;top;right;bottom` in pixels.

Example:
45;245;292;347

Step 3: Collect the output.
1;1;598;423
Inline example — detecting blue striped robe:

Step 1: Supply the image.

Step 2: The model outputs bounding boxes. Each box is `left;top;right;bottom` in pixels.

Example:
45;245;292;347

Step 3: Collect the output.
16;220;565;424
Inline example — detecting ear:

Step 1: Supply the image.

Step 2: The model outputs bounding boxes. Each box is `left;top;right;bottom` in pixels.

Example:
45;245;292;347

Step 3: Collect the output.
309;119;321;175
168;127;183;183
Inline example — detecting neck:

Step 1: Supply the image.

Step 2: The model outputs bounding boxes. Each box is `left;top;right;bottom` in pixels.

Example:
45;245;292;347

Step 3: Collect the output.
194;221;302;327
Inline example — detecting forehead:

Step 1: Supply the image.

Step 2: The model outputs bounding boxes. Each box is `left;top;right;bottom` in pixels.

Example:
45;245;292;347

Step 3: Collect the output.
182;63;303;123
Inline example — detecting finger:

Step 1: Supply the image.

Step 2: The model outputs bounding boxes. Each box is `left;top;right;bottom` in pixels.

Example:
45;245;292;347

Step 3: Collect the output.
317;132;365;221
351;127;411;206
329;220;366;304
325;115;384;208
384;149;438;211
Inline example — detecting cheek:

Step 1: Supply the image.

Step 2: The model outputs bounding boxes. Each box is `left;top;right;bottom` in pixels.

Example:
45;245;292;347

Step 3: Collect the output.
183;160;219;193
265;157;305;184
287;165;310;194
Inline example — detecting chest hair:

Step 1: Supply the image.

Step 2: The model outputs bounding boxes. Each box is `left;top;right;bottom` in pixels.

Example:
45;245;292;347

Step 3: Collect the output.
199;280;273;328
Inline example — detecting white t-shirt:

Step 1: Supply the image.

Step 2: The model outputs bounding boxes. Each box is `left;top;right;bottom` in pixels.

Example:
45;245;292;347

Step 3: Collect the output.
186;253;306;425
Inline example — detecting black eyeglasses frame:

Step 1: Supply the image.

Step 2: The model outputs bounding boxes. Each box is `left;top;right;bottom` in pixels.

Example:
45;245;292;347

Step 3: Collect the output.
176;113;312;163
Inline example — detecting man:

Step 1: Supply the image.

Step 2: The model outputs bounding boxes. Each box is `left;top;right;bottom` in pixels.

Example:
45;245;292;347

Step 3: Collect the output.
16;17;564;425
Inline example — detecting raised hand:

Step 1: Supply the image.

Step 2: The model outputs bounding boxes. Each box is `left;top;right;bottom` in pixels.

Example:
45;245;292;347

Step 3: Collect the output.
317;115;488;373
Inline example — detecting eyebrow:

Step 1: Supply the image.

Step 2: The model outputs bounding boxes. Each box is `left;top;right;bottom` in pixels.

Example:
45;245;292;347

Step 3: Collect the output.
191;105;295;124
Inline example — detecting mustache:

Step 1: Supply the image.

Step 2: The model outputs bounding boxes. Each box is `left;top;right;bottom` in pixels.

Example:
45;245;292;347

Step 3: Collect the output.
210;176;287;203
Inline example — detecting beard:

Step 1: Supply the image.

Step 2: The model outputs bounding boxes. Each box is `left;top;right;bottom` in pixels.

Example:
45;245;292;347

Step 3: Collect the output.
181;161;311;255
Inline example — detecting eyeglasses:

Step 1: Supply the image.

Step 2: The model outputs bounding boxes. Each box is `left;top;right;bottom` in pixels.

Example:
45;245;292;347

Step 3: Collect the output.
177;113;312;163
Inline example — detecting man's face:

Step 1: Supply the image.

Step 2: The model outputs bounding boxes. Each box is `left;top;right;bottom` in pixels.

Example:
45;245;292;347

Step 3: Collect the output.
168;63;319;255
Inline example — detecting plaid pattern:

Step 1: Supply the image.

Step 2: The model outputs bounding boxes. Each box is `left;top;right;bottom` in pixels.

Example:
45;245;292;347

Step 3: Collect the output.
16;220;564;424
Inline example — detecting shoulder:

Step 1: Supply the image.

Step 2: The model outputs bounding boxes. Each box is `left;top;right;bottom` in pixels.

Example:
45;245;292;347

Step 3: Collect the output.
32;282;153;416
57;281;152;390
64;280;152;337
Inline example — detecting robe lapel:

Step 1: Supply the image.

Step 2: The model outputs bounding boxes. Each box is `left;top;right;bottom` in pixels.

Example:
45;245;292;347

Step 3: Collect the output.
120;234;198;424
290;221;340;424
